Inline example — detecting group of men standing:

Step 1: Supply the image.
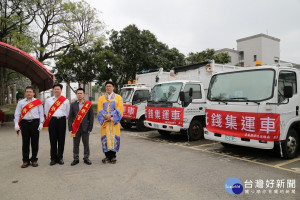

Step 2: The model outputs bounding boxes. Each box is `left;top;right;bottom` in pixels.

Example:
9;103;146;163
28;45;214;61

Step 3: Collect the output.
14;81;123;168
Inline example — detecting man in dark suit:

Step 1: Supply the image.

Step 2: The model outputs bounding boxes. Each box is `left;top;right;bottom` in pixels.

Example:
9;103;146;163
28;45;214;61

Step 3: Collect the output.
68;88;94;166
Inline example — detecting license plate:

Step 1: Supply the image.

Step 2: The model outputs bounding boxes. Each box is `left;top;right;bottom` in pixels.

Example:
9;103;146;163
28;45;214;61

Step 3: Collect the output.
153;123;159;129
225;135;236;142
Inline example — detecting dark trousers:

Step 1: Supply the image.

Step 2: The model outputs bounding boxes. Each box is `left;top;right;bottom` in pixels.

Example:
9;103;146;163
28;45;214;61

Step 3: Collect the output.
49;117;66;161
73;130;90;160
105;151;116;159
20;119;40;163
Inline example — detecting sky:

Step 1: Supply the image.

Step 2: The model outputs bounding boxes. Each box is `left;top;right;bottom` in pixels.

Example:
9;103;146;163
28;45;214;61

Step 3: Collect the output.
85;0;300;64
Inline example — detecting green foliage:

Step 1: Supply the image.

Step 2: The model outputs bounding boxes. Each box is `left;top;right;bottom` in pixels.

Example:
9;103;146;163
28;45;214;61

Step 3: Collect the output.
186;49;231;64
0;104;16;115
214;52;231;64
53;39;108;92
92;85;99;99
16;89;24;101
0;0;36;49
32;0;104;61
101;24;185;90
0;104;17;121
186;49;215;64
2;0;234;102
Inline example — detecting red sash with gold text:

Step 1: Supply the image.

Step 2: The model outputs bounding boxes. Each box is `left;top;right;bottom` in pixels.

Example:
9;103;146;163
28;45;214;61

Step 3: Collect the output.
71;100;92;137
43;96;67;129
17;99;43;135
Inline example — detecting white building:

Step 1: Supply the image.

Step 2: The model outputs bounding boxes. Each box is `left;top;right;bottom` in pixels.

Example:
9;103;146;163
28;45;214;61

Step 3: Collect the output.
216;33;299;68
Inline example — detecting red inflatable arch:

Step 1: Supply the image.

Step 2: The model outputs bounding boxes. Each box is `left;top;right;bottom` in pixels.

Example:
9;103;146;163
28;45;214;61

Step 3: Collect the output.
0;42;55;91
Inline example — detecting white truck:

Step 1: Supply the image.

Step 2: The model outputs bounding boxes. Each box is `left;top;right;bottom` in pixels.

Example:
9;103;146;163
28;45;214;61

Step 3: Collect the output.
120;68;170;131
144;60;237;140
204;62;300;159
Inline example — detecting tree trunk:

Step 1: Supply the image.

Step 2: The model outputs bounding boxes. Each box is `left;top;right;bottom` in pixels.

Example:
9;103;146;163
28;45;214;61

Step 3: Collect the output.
0;67;7;105
12;83;17;104
66;83;71;101
88;82;92;101
7;85;11;104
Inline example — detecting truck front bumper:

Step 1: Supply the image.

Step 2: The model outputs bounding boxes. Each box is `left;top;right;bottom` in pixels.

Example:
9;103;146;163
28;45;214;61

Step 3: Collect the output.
121;118;136;124
204;128;274;149
144;120;182;132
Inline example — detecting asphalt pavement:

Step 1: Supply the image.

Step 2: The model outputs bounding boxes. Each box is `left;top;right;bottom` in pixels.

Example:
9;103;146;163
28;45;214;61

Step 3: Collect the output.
0;121;299;200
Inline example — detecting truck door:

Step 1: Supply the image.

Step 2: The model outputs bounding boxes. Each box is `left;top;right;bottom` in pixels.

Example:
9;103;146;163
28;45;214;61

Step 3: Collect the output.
276;70;298;138
182;84;202;107
183;83;205;140
276;70;300;158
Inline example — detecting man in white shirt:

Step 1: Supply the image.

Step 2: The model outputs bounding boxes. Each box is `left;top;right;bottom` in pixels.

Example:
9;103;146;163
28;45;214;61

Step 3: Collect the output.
14;86;44;168
44;83;70;165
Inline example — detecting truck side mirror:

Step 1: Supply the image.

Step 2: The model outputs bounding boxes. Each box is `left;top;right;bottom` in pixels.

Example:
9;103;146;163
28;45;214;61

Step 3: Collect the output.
179;91;185;102
189;88;193;97
284;86;293;98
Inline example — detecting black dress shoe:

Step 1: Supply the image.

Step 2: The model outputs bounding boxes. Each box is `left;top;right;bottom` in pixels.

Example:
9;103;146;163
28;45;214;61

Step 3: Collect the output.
71;160;79;166
31;161;39;167
50;160;56;165
21;162;29;168
58;159;64;165
84;159;92;165
110;158;117;164
102;158;109;164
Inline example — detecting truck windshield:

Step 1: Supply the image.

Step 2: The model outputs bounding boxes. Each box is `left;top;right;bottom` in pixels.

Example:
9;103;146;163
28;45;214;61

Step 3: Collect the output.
120;88;134;103
149;82;182;103
208;69;275;101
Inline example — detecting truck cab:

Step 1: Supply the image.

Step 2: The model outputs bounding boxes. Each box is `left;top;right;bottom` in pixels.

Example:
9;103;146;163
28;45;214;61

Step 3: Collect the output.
144;80;206;140
120;84;151;131
143;60;238;140
204;63;300;159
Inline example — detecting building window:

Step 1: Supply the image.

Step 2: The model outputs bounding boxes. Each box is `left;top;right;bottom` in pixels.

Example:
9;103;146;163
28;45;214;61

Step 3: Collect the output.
254;55;257;61
239;51;244;61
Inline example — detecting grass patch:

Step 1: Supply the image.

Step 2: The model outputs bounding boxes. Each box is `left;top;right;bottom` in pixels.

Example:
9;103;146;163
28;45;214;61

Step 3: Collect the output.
0;104;17;115
0;104;17;121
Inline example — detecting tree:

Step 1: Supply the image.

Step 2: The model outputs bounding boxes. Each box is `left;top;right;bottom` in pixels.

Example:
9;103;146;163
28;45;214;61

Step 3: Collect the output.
0;0;37;44
53;40;105;92
0;0;38;105
186;49;231;64
0;0;104;105
94;45;125;92
214;52;231;64
33;0;103;63
105;24;185;90
186;49;215;64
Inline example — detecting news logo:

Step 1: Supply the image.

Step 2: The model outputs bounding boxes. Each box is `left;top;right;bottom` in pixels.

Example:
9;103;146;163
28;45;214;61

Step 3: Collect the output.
225;177;243;194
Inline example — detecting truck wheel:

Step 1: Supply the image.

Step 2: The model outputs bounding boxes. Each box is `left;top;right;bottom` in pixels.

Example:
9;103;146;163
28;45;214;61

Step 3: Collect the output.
136;115;149;131
121;121;132;129
158;130;171;137
282;129;298;159
188;120;204;141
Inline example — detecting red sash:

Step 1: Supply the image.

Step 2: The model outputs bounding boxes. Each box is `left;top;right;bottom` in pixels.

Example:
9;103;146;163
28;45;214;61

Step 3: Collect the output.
17;99;43;135
71;100;92;137
43;96;67;128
